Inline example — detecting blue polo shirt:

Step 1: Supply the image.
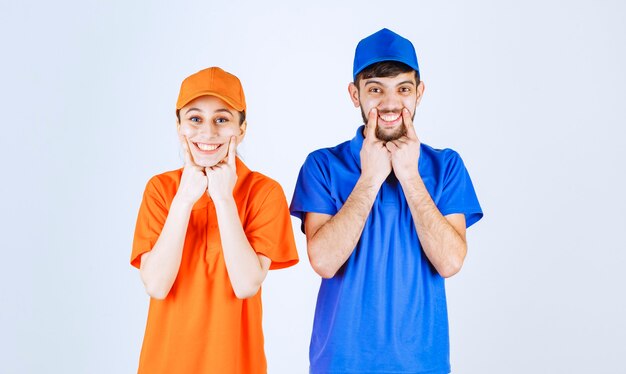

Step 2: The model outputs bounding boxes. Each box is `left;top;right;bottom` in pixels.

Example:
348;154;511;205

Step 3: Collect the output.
290;126;483;374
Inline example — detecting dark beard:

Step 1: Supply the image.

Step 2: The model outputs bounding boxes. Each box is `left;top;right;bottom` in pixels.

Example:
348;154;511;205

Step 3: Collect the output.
360;107;413;142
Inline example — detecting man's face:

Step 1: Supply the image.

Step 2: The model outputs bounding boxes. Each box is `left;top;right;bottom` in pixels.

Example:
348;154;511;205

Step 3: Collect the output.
177;95;245;168
349;71;424;142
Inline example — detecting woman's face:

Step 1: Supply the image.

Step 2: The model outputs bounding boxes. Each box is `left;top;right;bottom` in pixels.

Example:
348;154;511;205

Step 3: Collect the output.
177;95;245;168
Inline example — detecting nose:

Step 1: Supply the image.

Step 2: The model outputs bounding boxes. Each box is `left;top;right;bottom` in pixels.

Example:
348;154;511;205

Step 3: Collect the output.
378;92;403;113
197;123;220;137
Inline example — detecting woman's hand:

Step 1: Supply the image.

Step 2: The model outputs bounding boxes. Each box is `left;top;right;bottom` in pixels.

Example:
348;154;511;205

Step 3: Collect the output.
206;136;238;203
176;136;207;206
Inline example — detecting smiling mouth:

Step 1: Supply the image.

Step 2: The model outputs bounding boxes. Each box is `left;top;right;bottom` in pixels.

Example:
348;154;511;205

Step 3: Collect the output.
194;142;222;153
378;112;402;126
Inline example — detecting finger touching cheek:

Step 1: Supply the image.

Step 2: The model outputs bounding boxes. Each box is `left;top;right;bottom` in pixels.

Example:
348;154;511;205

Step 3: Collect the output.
236;132;244;145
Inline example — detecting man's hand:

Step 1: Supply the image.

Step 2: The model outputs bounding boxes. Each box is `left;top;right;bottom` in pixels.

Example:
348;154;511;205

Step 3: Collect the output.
386;108;421;184
176;136;208;206
361;108;392;185
206;136;238;203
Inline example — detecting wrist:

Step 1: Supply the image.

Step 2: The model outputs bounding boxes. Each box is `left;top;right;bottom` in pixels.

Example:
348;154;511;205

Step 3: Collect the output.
356;174;385;192
397;171;422;186
171;195;195;212
211;193;235;208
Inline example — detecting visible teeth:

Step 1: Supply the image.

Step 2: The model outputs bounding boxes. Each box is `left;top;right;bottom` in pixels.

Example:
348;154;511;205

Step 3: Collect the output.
197;143;219;151
380;114;400;122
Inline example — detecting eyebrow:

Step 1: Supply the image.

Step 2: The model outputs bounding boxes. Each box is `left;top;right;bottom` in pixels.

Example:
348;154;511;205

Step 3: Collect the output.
184;107;202;115
364;79;416;87
214;108;234;115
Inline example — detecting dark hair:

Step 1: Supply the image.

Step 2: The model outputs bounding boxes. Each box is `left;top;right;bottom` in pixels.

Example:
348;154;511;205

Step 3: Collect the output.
176;109;246;125
354;61;420;87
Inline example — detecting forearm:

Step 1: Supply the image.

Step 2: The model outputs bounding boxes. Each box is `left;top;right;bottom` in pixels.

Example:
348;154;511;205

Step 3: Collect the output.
402;177;467;278
308;176;381;278
214;198;268;299
139;196;193;299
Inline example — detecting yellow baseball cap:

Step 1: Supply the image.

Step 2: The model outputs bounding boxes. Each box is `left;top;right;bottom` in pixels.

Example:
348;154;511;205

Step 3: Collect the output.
176;67;246;112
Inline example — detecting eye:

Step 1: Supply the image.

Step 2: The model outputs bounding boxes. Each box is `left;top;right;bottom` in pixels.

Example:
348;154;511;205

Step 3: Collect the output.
369;87;382;93
399;86;412;93
189;116;202;123
215;117;230;125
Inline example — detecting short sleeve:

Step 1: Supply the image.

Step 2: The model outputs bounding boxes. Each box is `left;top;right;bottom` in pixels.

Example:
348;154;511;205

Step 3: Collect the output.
130;177;168;269
290;152;337;230
437;151;483;228
245;182;299;270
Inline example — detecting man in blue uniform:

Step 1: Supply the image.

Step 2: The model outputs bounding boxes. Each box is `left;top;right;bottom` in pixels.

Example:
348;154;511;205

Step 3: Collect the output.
290;28;483;374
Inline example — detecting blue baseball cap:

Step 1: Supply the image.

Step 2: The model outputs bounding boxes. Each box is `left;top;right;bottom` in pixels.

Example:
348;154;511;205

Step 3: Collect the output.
353;28;419;81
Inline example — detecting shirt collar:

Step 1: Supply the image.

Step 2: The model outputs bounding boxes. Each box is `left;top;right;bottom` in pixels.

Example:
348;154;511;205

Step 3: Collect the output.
348;125;427;178
192;156;251;210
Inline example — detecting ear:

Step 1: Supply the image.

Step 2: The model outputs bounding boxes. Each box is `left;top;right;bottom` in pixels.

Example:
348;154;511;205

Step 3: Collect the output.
237;120;247;143
415;81;426;107
348;82;360;108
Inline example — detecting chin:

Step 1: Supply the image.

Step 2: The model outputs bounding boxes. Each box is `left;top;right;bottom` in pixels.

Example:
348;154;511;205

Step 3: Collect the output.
376;125;407;142
193;154;224;168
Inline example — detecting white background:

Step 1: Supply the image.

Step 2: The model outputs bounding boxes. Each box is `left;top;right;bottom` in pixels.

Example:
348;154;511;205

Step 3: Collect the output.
1;0;625;373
